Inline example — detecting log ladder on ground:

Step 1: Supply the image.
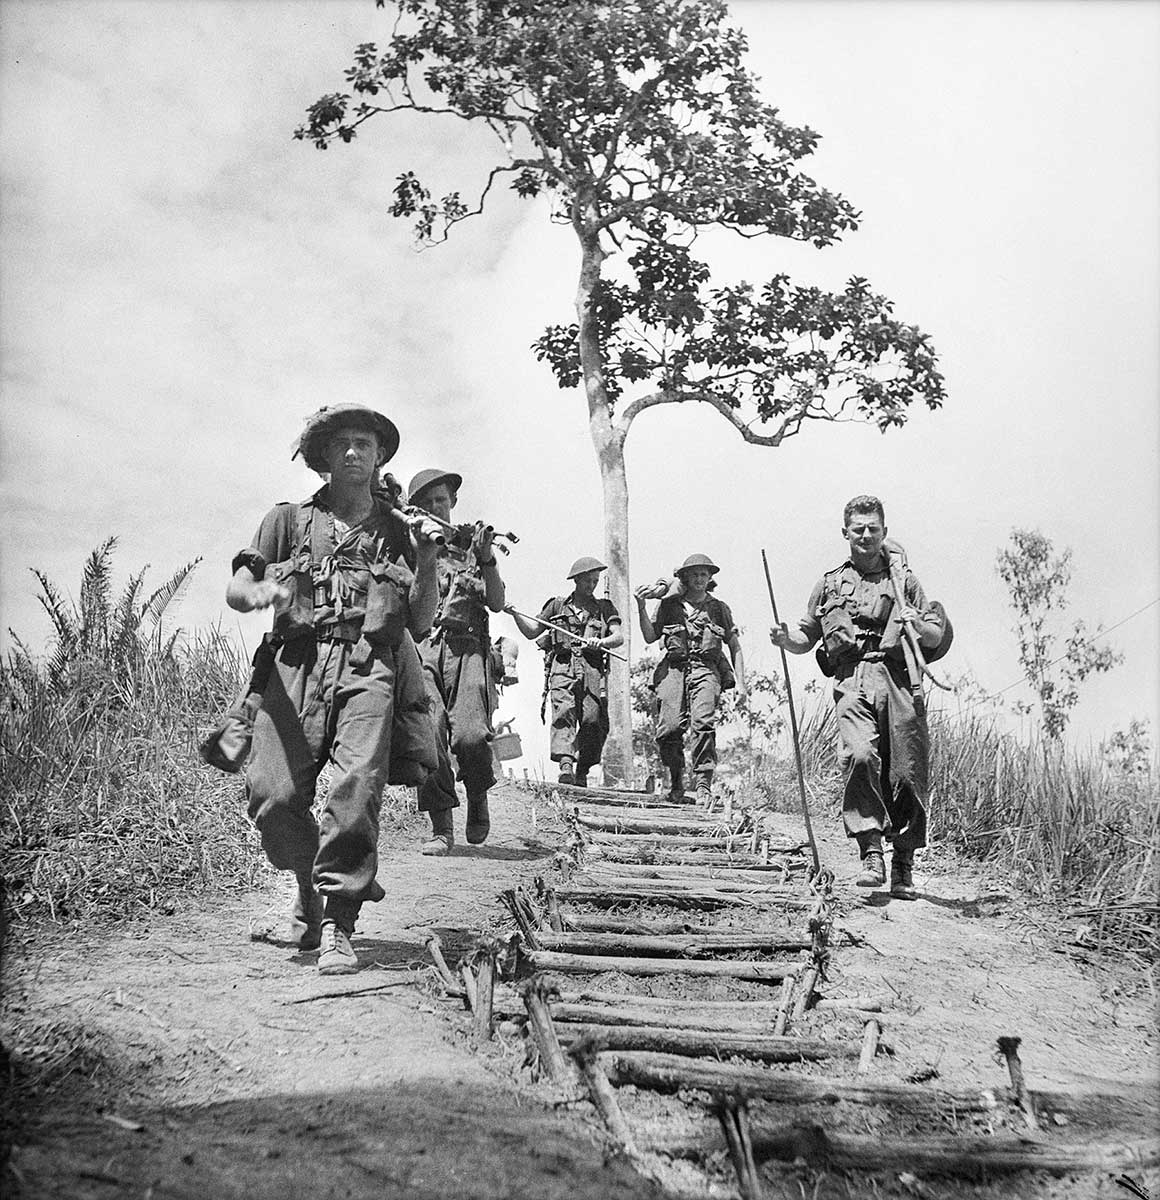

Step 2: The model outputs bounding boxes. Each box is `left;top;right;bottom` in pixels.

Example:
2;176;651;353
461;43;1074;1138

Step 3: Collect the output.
423;779;1157;1196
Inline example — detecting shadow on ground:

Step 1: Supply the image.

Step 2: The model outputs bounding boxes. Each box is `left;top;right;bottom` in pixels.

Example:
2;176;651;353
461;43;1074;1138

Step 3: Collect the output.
6;1077;662;1200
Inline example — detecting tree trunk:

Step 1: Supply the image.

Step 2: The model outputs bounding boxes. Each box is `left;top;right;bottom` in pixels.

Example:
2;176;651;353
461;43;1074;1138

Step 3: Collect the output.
575;229;632;784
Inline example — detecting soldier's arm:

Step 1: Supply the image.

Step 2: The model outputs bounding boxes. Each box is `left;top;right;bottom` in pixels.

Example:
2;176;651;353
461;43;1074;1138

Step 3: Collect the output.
728;634;747;697
597;617;624;651
769;580;822;655
225;510;291;613
407;538;441;639
904;571;943;649
507;601;550;640
635;590;662;644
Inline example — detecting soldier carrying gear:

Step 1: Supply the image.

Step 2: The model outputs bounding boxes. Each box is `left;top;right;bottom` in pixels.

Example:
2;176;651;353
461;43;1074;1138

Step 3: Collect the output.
225;404;441;976
636;553;748;805
405;467;507;856
770;495;950;900
508;557;624;786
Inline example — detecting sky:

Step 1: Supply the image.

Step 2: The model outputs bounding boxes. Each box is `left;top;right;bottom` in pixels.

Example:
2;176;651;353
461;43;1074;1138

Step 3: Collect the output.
2;0;1158;773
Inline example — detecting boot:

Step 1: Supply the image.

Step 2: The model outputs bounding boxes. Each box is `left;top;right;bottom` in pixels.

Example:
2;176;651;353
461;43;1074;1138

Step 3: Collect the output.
693;775;713;808
558;757;576;785
421;807;455;856
465;792;490;845
890;849;917;900
574;768;588;788
856;850;886;888
666;767;688;804
318;898;359;975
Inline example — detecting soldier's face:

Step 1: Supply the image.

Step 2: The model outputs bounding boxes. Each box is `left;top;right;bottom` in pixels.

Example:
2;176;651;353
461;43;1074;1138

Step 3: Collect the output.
682;567;713;594
324;427;382;485
573;569;602;596
417;483;456;524
844;512;886;560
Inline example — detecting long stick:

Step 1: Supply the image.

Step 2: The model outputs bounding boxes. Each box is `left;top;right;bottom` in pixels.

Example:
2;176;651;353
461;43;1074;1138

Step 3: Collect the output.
884;548;952;692
760;550;820;876
506;606;628;662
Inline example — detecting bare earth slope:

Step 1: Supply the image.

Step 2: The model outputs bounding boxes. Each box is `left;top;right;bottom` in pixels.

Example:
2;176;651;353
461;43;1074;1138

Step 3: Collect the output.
2;782;1156;1199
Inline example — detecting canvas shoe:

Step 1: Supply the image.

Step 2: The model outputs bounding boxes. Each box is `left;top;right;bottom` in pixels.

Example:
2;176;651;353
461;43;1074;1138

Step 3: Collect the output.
317;920;358;975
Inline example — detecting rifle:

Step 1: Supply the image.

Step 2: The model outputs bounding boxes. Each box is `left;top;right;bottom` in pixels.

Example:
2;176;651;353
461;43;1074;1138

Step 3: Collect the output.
883;541;952;694
378;474;518;553
506;606;629;663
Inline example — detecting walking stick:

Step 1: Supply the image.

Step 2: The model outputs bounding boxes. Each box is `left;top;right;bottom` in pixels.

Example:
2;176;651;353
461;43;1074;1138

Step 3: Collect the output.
505;606;629;663
883;548;952;694
761;551;821;877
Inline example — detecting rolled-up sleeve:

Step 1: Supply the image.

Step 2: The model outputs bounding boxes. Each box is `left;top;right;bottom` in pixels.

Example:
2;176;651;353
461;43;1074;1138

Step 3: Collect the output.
796;579;825;647
231;505;294;579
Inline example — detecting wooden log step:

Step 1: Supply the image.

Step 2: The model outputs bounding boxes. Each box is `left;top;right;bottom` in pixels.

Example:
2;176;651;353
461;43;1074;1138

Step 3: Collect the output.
599;1050;1001;1114
574;814;742;835
556;885;813;910
593;849;802;871
578;862;802;884
551;1002;795;1035
573;873;799;895
560;914;725;935
553;989;791;1013
555;1023;861;1063
583;832;768;849
534;931;811;957
649;1121;1160;1176
536;781;657;801
524;949;799;982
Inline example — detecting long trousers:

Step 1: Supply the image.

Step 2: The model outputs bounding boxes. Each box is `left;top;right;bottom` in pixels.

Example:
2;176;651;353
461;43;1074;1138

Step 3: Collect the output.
654;659;722;784
245;637;394;917
547;658;608;770
833;658;928;852
416;635;496;813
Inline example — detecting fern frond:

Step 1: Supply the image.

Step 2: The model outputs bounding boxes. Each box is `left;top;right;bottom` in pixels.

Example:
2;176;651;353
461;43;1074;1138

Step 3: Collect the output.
140;558;202;639
79;536;118;657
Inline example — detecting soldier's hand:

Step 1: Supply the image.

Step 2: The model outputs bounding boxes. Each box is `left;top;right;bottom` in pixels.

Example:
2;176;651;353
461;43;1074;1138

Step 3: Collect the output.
472;521;496;564
735;683;749;705
582;636;601;650
243;579;290;611
634;584;654;603
769;623;790;648
899;605;919;625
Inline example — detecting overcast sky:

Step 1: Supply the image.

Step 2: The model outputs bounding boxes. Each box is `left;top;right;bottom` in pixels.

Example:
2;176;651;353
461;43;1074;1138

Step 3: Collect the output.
2;0;1157;770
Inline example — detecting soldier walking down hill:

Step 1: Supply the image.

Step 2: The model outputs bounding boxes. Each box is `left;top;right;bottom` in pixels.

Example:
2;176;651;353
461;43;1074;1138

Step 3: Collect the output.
635;555;747;805
508;558;623;786
225;405;440;975
769;495;950;899
406;468;507;856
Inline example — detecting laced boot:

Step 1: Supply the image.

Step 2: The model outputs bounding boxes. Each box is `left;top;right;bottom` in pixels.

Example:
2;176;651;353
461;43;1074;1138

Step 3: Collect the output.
292;871;324;951
558;757;576;785
421;807;455;856
890;848;917;900
317;920;358;975
855;831;886;887
693;775;713;809
465;792;490;845
666;767;688;805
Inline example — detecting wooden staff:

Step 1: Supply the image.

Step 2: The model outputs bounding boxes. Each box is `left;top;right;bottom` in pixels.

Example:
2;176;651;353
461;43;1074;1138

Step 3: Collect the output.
760;550;820;876
506;606;628;662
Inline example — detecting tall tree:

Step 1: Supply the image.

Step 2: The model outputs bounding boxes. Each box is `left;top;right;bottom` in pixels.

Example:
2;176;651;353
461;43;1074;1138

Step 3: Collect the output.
298;0;946;779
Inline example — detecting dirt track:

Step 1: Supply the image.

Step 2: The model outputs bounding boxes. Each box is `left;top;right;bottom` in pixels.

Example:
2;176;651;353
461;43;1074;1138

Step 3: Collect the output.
2;783;1156;1199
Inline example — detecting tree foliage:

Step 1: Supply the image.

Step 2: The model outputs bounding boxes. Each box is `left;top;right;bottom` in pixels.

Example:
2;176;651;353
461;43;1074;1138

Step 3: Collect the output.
297;0;946;445
996;529;1121;740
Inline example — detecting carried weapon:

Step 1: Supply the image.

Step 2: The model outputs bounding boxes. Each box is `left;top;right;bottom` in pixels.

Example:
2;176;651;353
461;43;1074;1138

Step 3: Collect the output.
378;473;518;552
882;540;952;694
760;550;820;877
506;605;628;663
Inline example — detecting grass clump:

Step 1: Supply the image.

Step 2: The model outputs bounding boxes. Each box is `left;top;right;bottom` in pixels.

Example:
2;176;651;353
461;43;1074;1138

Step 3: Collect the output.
0;542;270;926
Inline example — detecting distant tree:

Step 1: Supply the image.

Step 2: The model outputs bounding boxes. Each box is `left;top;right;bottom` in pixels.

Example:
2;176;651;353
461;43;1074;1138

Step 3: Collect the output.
298;0;946;778
996;529;1121;740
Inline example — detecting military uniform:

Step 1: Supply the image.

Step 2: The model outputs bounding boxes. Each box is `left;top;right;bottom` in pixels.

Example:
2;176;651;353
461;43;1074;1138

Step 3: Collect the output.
799;558;944;855
416;545;497;816
650;591;737;793
237;478;436;934
537;593;621;779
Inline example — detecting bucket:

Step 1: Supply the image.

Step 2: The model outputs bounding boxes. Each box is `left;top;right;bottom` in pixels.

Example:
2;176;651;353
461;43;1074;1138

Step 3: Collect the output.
492;731;523;761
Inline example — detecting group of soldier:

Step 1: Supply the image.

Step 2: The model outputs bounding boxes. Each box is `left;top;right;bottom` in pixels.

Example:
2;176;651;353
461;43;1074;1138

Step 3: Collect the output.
223;404;947;975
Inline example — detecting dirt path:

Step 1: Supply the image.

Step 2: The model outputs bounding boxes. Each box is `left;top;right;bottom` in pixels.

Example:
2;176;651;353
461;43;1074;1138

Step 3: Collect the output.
2;784;1156;1199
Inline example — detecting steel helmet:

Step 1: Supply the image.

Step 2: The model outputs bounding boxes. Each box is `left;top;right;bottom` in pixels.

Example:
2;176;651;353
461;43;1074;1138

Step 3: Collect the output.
407;468;463;505
292;404;400;474
674;553;719;577
567;556;607;579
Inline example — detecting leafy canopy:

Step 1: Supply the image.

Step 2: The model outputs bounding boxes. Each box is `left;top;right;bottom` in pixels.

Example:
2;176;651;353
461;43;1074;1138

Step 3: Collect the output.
298;0;945;440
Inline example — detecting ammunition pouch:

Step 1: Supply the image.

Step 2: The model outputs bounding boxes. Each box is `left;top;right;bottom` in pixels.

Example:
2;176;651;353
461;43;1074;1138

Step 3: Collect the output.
819;596;860;666
362;561;414;649
662;624;688;662
269;559;315;642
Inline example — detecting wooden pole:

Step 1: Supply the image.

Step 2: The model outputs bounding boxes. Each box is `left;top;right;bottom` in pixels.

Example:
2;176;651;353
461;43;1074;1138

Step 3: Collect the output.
424;932;464;998
570;1041;639;1157
554;885;812;910
520;979;571;1084
502;889;541;949
997;1035;1040;1131
533;931;811;957
790;964;819;1024
857;1019;880;1074
472;939;497;1044
554;1023;862;1063
760;550;821;876
716;1096;764;1200
772;974;795;1037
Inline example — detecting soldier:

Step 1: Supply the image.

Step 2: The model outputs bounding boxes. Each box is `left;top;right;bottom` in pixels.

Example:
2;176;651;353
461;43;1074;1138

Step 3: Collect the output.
226;404;440;974
508;558;623;786
635;554;747;804
769;495;947;899
406;468;506;855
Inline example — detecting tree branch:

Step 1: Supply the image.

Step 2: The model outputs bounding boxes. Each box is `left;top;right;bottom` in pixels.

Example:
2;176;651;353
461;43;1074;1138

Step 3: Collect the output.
615;388;812;447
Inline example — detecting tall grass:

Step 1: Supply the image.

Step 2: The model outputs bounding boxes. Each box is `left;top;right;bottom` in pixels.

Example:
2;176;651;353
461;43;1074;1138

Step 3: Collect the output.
0;628;270;925
763;689;1159;956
